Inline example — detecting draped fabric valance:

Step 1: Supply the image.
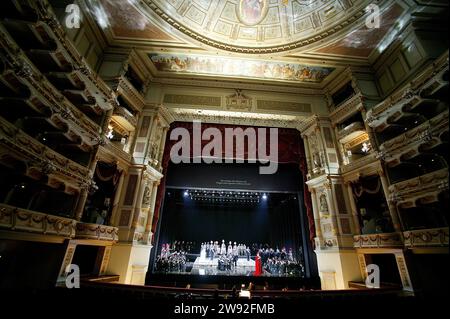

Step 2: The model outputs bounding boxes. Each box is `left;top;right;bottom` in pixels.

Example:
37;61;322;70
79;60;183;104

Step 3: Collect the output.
352;177;382;198
95;162;121;186
151;122;315;246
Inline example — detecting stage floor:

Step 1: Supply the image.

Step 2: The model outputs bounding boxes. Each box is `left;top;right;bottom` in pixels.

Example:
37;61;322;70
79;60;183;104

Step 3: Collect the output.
191;256;255;276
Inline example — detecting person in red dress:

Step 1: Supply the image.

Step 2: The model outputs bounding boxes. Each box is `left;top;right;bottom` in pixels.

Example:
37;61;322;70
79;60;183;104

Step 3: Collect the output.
254;250;262;276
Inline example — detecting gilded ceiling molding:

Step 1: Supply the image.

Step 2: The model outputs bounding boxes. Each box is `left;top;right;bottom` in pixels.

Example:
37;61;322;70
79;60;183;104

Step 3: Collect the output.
141;0;370;54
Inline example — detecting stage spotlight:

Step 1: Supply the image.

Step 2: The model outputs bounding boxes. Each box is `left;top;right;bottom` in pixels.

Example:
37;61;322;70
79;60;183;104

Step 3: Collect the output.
262;193;268;200
183;191;189;197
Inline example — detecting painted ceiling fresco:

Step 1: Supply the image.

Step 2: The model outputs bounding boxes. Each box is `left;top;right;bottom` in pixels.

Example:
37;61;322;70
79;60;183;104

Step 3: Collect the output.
140;0;372;53
315;3;406;57
149;53;335;82
99;0;176;41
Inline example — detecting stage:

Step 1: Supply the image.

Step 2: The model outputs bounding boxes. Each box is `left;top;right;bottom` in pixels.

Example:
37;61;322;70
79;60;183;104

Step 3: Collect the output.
149;163;319;285
191;256;255;276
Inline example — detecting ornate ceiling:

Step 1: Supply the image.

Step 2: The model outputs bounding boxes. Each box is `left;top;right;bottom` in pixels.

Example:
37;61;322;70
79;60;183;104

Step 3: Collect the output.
141;0;372;54
85;0;417;87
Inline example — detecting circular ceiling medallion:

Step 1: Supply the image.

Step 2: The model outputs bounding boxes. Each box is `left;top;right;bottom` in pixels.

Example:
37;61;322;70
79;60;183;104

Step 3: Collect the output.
237;0;269;26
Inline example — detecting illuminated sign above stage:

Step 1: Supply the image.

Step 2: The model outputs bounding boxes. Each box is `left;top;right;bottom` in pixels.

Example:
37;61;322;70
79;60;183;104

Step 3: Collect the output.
165;163;302;192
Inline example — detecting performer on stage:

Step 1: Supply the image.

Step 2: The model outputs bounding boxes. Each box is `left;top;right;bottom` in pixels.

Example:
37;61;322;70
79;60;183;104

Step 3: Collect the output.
206;241;210;258
211;241;216;260
200;242;206;259
245;246;251;261
232;242;238;267
254;250;262;276
227;241;233;256
220;240;226;255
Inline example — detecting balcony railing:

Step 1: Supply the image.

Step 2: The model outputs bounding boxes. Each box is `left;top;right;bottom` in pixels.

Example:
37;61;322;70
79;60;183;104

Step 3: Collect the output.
0;203;76;238
353;232;403;248
403;227;449;248
75;222;119;242
112;105;138;130
338;122;366;143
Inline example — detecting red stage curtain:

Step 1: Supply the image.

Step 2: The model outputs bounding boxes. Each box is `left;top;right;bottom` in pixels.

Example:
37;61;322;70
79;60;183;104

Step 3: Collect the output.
151;122;315;246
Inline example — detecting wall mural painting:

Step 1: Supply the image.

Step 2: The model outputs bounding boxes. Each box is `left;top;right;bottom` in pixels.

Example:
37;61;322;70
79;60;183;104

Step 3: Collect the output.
149;53;335;83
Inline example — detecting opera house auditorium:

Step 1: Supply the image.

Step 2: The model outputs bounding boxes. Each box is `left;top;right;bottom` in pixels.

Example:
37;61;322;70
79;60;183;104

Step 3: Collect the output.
0;0;448;312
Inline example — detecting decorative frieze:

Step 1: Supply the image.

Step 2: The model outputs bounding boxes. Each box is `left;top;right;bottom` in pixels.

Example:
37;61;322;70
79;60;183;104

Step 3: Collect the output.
353;232;403;248
0;204;76;237
403;227;449;247
75;222;119;242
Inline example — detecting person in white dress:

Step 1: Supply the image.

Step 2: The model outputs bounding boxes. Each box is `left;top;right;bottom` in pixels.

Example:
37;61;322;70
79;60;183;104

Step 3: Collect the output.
200;242;206;259
220;240;226;255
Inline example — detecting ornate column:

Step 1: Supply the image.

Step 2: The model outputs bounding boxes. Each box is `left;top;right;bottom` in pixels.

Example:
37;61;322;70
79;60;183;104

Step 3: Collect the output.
302;135;312;176
143;181;159;244
57;240;77;284
157;126;169;169
93;246;113;276
143;115;159;163
310;188;322;243
325;182;340;235
74;154;100;221
361;108;379;152
109;169;126;226
131;172;149;230
316;127;328;171
333;124;346;165
74;188;89;221
345;181;361;235
378;168;403;233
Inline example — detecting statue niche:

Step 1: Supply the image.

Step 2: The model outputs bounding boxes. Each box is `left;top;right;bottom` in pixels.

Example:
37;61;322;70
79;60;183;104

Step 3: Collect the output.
319;193;329;213
142;185;151;207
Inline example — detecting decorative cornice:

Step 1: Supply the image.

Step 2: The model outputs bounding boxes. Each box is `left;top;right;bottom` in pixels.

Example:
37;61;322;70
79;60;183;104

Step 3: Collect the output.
389;168;448;206
330;93;365;125
112;105;138;128
379;110;448;167
149;76;325;94
168;107;303;129
106;75;145;112
367;52;449;126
